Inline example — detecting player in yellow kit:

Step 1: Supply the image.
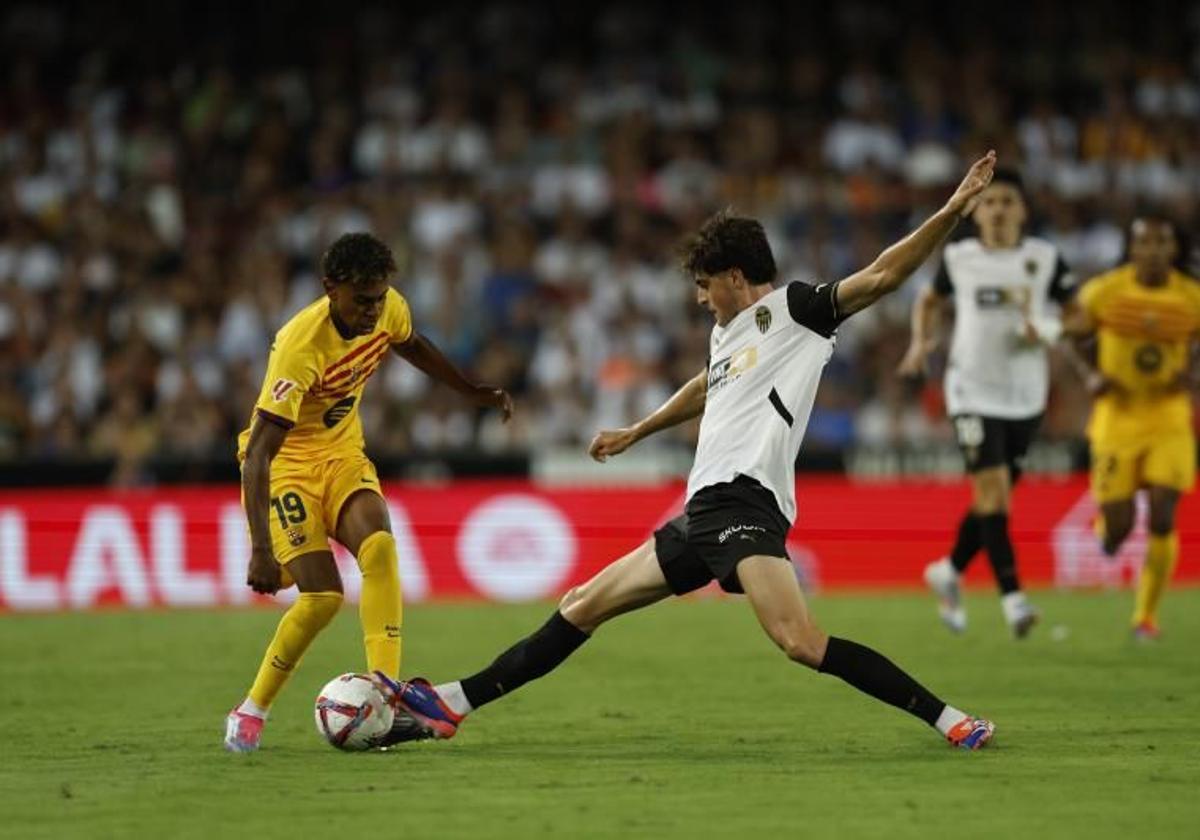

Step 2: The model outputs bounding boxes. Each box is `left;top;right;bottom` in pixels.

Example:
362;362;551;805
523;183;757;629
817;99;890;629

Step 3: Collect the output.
1066;218;1200;639
224;232;512;752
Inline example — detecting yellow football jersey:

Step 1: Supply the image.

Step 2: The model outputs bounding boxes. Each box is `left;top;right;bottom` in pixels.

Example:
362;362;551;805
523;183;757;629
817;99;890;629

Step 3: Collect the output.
1078;265;1200;441
236;287;413;465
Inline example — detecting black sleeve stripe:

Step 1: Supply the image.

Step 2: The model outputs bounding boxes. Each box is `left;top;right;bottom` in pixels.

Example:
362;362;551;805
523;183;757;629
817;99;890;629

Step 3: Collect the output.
767;387;794;428
787;280;842;338
256;408;295;430
932;257;953;297
1047;254;1076;303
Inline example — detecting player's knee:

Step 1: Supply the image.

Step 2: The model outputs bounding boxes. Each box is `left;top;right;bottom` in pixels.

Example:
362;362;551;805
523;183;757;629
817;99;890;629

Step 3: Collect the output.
1146;490;1178;536
1105;510;1134;548
296;591;343;628
971;476;1008;514
771;623;825;668
558;585;593;625
1148;508;1175;536
557;585;581;613
560;581;621;633
783;638;825;669
357;532;398;577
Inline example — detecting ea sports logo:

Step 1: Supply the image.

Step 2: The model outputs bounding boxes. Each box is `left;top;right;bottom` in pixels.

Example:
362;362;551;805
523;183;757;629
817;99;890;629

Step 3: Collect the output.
323;396;357;428
456;494;576;601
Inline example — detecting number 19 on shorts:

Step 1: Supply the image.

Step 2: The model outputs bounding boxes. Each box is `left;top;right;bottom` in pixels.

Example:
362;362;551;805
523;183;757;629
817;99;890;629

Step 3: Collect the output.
270;491;308;529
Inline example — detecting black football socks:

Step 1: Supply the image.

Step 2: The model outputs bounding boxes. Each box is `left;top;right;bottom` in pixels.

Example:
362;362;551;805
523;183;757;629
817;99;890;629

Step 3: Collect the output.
978;512;1020;595
456;616;952;729
459;611;590;709
818;636;945;726
949;511;980;573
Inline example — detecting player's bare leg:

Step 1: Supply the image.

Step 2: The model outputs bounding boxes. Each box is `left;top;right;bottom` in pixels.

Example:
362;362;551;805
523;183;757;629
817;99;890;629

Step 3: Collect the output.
382;539;673;741
335;488;393;551
1098;498;1135;556
737;555;994;749
737;554;828;666
1131;486;1181;638
226;551;344;752
557;537;675;633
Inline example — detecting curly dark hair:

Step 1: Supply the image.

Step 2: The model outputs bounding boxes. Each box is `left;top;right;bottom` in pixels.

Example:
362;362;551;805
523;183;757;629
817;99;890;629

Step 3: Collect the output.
1122;213;1195;274
320;233;397;286
678;210;777;285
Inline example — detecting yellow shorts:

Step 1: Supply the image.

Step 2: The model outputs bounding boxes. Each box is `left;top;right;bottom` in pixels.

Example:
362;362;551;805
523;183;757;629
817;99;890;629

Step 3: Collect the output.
1089;433;1196;504
243;453;383;566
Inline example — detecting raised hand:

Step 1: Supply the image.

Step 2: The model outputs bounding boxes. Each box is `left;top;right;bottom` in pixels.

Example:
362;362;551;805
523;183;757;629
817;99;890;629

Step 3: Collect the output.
948;150;997;217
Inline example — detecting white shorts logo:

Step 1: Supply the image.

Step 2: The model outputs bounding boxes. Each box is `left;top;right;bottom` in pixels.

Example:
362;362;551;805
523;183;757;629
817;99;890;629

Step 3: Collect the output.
718;523;767;544
954;415;985;447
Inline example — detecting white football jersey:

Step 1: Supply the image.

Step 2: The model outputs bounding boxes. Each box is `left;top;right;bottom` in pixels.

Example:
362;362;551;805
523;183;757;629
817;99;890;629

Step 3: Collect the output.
936;237;1074;418
686;282;842;523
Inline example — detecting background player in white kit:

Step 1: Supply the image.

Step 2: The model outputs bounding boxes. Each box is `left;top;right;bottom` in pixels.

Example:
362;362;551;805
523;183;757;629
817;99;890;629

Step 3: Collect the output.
898;169;1075;637
379;153;1001;751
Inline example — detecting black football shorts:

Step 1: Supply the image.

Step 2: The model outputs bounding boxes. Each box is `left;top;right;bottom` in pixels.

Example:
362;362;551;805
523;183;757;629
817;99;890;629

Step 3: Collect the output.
951;413;1042;479
654;476;791;595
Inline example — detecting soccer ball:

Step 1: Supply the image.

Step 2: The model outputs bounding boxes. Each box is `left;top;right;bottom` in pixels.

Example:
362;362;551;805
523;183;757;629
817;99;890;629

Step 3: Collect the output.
314;673;395;751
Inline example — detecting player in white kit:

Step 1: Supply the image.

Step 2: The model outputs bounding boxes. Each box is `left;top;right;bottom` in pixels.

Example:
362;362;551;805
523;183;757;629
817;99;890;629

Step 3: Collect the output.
898;169;1075;637
379;153;1001;751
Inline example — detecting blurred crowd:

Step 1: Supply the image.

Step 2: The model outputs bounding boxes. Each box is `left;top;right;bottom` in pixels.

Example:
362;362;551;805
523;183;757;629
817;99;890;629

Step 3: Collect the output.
1;1;1199;479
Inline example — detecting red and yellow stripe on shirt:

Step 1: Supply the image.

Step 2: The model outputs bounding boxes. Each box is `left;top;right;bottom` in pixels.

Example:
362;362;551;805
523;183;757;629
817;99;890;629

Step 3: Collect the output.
1078;265;1200;441
236;287;413;465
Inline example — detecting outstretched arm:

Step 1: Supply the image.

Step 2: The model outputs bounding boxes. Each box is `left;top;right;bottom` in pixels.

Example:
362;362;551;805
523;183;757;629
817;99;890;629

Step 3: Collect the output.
837;151;996;317
393;332;513;420
589;369;707;462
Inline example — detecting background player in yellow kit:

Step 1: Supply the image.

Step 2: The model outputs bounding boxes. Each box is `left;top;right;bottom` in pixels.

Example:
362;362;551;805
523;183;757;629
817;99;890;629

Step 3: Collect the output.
224;233;512;751
1066;218;1200;639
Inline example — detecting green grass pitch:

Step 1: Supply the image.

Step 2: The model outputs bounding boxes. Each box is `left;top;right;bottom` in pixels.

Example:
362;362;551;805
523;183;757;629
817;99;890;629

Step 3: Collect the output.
2;590;1198;839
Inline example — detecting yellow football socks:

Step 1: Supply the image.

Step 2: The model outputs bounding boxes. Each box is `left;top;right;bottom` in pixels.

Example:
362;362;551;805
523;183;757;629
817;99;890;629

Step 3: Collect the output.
248;591;343;710
1132;532;1178;628
357;531;403;679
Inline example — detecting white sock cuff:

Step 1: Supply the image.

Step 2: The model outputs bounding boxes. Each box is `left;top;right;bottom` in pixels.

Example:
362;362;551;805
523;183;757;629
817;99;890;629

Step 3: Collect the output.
1001;591;1028;623
934;705;968;736
237;698;269;719
434;681;473;716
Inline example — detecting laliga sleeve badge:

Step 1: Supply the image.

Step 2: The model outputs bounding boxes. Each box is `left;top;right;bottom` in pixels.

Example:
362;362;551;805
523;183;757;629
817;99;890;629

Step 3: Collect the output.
271;379;298;402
